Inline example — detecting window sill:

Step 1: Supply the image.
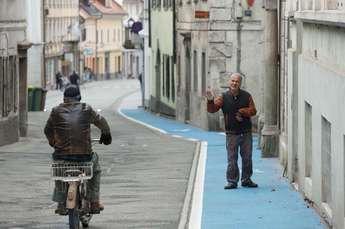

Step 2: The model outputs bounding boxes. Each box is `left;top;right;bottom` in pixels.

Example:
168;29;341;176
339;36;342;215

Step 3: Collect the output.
295;10;345;27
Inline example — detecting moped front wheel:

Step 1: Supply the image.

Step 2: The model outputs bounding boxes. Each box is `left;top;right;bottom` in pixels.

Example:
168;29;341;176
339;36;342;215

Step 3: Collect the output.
68;208;80;229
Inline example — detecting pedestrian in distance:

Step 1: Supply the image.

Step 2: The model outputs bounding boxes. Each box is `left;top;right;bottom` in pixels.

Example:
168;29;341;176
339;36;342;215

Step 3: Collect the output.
69;70;80;86
206;72;258;189
44;84;112;214
55;71;63;90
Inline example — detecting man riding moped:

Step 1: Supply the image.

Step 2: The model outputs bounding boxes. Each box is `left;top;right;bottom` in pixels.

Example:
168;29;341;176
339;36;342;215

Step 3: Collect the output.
44;84;112;215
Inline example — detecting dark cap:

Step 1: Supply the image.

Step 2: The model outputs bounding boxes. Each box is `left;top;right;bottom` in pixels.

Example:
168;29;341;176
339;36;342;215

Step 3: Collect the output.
64;84;81;101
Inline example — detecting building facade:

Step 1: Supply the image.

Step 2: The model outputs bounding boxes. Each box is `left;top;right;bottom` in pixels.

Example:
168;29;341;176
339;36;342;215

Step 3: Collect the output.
122;0;144;81
91;0;126;80
26;0;44;88
280;0;345;228
0;0;30;146
149;0;176;116
80;1;102;79
44;0;80;89
176;0;266;130
141;0;150;107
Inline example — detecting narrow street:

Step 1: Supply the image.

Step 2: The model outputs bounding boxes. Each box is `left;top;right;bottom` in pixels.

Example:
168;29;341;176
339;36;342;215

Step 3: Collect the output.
0;79;197;229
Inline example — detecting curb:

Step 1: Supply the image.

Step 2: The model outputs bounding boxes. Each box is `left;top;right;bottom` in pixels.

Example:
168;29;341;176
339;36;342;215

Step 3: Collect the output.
117;95;207;229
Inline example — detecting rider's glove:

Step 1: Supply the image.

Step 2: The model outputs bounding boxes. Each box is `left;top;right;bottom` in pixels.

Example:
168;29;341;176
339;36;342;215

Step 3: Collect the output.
99;133;112;145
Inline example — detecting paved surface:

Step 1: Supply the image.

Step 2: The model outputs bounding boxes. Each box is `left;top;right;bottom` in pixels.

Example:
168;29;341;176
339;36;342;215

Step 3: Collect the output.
0;79;197;228
0;79;327;229
120;93;327;229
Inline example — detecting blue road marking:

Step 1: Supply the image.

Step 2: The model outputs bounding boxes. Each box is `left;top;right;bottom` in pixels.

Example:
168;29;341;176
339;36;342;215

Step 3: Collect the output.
121;108;326;229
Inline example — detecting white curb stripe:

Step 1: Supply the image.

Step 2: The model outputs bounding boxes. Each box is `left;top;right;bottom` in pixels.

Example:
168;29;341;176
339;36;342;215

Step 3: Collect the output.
188;141;207;229
117;108;168;135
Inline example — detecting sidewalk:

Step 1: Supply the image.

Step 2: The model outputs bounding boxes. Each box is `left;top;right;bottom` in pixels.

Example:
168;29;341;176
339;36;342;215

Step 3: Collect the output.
119;93;326;229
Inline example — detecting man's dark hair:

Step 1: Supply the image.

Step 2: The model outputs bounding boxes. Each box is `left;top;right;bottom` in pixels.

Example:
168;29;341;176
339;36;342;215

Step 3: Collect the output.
64;84;81;101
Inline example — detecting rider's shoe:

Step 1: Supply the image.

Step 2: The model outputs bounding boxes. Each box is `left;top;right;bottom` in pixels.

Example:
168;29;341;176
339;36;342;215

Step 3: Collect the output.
90;201;104;214
55;203;68;215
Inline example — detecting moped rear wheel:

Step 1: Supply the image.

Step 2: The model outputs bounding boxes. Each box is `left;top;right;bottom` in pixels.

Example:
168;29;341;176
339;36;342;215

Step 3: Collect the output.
80;213;92;228
68;208;80;229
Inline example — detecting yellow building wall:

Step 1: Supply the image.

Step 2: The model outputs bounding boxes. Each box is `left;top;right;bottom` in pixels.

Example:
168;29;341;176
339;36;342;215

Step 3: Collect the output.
96;15;124;75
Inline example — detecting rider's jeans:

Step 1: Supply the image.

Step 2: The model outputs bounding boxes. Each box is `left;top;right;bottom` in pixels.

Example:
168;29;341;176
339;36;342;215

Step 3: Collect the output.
53;152;101;203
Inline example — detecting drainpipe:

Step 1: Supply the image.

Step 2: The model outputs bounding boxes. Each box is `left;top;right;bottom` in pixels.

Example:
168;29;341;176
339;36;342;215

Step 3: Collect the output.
261;0;279;157
42;0;47;88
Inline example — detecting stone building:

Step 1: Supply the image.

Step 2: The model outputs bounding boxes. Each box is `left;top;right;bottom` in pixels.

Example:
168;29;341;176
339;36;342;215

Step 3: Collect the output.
279;0;345;228
0;0;31;146
176;0;266;130
44;0;80;88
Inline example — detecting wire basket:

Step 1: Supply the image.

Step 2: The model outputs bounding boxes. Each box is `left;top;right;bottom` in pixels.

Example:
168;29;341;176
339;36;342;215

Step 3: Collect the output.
51;162;93;182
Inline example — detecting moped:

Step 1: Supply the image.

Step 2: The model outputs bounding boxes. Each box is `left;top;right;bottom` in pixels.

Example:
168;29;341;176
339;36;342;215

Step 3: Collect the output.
51;139;99;229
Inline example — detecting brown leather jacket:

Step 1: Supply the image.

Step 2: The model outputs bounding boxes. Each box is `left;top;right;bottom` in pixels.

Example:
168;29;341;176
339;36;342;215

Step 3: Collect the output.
44;99;110;157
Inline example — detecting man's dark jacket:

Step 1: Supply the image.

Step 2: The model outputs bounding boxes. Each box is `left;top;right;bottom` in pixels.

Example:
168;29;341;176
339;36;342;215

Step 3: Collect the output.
44;99;110;159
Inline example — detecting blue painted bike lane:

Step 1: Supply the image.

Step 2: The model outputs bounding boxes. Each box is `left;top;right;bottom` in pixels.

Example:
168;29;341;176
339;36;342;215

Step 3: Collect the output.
121;108;326;229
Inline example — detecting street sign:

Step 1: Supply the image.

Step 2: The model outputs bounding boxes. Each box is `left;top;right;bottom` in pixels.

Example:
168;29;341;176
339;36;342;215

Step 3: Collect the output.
195;10;209;19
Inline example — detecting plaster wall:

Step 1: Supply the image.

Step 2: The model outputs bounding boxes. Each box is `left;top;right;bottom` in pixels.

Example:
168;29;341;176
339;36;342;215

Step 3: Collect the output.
296;23;345;229
150;9;174;107
97;15;124;52
26;0;44;87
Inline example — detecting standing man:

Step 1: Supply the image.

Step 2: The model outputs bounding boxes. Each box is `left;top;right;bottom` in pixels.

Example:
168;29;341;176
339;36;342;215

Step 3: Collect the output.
206;73;258;189
55;71;63;90
69;70;80;86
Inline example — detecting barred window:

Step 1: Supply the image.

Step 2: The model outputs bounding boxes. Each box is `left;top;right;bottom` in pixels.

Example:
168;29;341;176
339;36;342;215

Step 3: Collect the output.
0;56;18;118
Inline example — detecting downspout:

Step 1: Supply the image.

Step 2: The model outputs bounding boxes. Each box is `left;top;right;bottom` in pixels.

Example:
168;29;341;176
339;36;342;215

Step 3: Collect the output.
172;0;176;63
42;0;46;88
148;0;151;47
277;0;281;131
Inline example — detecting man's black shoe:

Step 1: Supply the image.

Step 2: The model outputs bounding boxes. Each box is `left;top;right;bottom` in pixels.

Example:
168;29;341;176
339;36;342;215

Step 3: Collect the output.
241;179;258;188
55;203;68;215
224;183;237;189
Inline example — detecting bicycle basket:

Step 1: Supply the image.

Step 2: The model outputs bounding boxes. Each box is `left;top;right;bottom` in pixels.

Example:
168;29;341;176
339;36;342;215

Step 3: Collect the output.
51;162;93;181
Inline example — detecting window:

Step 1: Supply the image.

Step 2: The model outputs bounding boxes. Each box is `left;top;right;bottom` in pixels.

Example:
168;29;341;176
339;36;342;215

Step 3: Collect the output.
321;116;332;206
193;50;198;92
201;52;206;95
81;28;86;41
118;29;121;42
113;29;116;42
171;56;175;102
101;30;103;43
166;55;170;99
0;56;18;118
305;102;312;177
107;30;110;42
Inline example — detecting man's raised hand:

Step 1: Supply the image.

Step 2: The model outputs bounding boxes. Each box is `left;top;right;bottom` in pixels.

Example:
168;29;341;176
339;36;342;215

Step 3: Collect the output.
206;87;214;101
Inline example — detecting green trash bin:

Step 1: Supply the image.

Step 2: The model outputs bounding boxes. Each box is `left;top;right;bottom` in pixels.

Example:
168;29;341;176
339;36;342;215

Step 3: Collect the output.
28;87;48;111
31;87;42;111
28;87;34;111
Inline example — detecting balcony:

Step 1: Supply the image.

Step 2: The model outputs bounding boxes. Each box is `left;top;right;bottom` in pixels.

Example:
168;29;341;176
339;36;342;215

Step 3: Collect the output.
123;39;135;49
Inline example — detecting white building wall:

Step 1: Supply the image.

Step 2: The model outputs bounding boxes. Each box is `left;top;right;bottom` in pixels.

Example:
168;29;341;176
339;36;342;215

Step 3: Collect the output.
26;0;44;87
297;23;345;229
283;0;345;227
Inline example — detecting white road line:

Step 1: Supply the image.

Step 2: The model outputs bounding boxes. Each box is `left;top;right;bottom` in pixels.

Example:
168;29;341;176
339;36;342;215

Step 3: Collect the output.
117;108;168;134
188;141;207;229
